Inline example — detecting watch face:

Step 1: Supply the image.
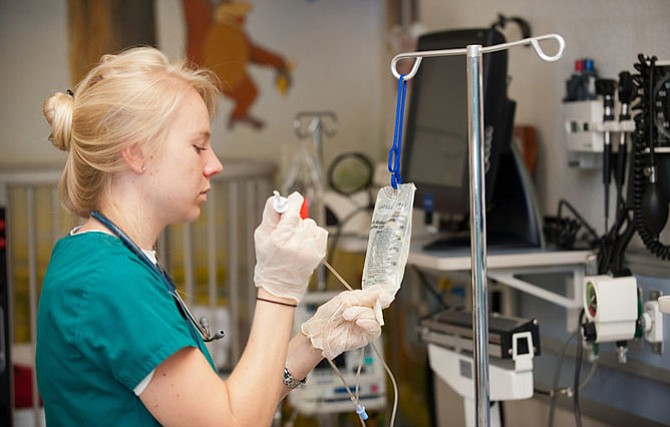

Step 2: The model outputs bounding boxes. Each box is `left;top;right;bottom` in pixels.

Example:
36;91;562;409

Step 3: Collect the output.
586;281;598;318
283;368;304;388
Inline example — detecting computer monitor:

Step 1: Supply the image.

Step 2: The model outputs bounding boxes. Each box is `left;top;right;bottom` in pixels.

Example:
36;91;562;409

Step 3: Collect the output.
401;28;544;250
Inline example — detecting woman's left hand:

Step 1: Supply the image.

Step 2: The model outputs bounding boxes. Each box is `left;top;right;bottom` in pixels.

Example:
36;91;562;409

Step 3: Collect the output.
301;285;388;360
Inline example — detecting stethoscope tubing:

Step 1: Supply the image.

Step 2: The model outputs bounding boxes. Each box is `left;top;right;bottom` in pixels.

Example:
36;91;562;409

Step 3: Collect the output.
89;210;224;342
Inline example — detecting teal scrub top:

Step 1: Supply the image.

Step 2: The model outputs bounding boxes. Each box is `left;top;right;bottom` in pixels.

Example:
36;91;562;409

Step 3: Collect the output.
36;231;216;426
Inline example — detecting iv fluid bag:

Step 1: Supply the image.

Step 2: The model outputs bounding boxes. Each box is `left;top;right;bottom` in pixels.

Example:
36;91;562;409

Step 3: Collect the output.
362;183;416;305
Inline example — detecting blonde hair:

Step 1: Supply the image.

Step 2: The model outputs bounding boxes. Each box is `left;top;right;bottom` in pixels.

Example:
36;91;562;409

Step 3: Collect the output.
43;46;220;218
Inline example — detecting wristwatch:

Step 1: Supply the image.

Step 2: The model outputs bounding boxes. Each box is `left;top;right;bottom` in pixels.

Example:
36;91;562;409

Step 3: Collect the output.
283;367;306;389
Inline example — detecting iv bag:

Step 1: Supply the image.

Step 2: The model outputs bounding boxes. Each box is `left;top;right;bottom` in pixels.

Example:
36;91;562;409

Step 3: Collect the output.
361;183;416;306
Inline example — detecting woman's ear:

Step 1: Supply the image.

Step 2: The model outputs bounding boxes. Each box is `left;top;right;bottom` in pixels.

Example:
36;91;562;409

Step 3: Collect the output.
121;143;146;174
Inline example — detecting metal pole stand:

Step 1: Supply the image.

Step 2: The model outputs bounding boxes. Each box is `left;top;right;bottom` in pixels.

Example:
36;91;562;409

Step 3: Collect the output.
390;33;565;427
293;111;338;290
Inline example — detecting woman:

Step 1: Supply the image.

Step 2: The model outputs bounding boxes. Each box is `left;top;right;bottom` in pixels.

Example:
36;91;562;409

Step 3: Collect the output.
36;46;384;427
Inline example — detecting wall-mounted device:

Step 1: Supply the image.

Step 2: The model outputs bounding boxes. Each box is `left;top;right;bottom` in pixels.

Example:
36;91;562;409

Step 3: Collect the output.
581;275;665;359
563;98;636;168
582;275;638;343
630;56;670;254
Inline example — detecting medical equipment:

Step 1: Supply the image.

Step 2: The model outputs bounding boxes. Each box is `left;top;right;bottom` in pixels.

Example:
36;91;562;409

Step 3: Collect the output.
284;112;338;224
89;210;226;343
289;291;387;418
323;151;375;240
573;56;670;270
391;31;565;427
272;188;400;425
283;112;338;291
631;56;670;250
581;275;638;344
399;28;544;252
281;134;323;222
419;309;540;427
361;183;415;309
581;274;665;361
595;78;617;230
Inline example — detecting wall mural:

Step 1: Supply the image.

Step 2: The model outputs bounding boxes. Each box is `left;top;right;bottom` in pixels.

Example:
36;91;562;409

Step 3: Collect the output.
182;0;293;131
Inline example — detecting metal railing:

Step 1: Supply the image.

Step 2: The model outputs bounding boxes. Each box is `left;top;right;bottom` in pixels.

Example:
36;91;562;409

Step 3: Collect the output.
0;159;276;426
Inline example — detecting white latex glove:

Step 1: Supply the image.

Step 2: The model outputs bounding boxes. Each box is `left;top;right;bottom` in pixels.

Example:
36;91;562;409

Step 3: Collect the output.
254;192;327;303
301;285;389;360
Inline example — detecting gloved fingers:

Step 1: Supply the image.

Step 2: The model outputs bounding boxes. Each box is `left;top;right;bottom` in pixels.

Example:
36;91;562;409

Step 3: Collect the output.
278;219;327;270
302;312;381;360
260;191;302;229
338;286;387;310
341;306;375;322
354;318;382;338
282;192;305;218
253;198;280;250
342;306;382;336
258;195;281;232
269;192;306;242
297;219;328;258
308;304;340;328
254;192;296;250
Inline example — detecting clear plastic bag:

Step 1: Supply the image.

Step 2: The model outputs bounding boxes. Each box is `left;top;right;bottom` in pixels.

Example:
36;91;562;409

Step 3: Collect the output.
361;183;416;310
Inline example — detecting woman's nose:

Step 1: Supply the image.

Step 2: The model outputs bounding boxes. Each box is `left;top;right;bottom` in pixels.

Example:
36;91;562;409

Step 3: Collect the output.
204;151;224;177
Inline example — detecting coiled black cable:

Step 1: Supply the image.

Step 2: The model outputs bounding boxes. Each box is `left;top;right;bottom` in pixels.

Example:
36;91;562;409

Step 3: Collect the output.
631;54;670;260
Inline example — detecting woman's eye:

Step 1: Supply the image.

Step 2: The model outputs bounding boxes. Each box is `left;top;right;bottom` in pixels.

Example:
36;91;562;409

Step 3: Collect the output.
193;145;206;154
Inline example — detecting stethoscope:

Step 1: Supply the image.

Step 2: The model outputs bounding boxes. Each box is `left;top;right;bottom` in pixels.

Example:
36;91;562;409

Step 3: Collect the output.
90;210;225;342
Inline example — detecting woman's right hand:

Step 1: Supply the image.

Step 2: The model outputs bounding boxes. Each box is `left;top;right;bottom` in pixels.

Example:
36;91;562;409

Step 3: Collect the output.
301;285;387;360
253;192;327;303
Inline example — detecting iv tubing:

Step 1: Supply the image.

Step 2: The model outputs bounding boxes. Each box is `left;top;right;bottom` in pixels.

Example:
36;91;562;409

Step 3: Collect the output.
326;357;367;426
323;260;354;291
322;260;400;427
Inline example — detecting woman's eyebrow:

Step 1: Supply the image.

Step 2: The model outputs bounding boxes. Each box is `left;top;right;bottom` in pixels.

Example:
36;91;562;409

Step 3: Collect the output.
192;130;211;143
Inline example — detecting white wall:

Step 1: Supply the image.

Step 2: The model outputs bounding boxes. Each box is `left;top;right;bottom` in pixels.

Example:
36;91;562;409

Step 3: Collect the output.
419;0;670;233
157;0;390;173
3;0;670;231
0;0;390;180
0;0;70;167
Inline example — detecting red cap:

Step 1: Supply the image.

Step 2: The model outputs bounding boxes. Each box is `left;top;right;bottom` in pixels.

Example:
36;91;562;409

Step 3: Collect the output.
300;199;309;219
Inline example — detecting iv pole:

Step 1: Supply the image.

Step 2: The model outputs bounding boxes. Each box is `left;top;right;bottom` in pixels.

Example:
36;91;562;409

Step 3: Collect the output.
293;111;338;290
390;33;565;427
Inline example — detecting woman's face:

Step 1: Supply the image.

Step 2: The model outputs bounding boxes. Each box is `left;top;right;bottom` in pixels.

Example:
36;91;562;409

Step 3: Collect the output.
144;87;223;225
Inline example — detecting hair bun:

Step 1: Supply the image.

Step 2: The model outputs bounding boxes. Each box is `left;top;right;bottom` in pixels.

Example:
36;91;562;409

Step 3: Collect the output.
43;91;74;151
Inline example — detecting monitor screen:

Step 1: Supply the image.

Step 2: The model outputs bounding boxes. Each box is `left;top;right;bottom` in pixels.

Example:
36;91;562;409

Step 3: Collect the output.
407;55;469;190
402;28;510;223
401;28;544;250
